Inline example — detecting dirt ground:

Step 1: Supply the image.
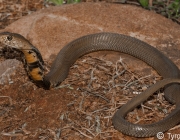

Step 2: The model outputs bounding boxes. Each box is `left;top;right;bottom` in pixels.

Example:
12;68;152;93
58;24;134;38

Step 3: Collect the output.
0;0;180;140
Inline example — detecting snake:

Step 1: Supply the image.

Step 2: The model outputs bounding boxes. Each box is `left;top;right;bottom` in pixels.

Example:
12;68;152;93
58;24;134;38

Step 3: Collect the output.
0;32;180;137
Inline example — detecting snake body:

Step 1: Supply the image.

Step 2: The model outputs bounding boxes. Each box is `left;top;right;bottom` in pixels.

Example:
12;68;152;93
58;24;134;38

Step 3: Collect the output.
0;32;180;137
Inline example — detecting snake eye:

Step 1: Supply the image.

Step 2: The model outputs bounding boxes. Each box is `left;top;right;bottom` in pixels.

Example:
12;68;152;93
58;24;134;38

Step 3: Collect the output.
7;35;13;41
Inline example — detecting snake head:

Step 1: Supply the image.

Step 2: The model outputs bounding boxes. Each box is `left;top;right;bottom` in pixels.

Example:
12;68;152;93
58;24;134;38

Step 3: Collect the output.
0;32;32;50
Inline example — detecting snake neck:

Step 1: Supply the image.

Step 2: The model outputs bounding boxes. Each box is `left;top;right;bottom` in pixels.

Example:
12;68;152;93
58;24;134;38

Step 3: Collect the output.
21;46;50;88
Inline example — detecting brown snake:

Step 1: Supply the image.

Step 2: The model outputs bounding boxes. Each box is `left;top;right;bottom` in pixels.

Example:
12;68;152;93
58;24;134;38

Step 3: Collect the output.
0;32;180;137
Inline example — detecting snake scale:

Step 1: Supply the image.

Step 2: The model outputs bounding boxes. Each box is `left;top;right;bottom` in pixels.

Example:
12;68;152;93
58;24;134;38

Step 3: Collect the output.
0;32;180;137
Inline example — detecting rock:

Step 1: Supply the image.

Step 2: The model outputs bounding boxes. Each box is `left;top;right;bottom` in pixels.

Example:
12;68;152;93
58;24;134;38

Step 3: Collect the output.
0;2;180;75
0;59;20;84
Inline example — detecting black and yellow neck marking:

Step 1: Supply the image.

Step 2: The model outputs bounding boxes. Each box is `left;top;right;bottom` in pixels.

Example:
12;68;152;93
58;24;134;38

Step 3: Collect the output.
22;48;44;84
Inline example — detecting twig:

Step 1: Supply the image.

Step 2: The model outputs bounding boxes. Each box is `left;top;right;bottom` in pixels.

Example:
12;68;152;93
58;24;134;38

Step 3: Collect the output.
123;75;151;90
1;132;23;137
134;119;143;124
92;107;109;114
142;103;153;110
81;127;95;137
116;57;126;71
141;103;145;114
95;115;101;133
79;92;85;110
79;88;109;103
88;68;96;88
72;127;93;139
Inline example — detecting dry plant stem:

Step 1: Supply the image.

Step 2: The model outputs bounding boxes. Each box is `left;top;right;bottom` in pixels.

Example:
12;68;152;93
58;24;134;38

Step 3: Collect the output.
79;88;109;103
123;75;151;90
134;118;143;124
81;127;95;137
97;65;109;72
108;58;126;89
76;108;94;116
141;103;145;114
72;127;93;139
115;57;153;91
79;92;85;110
141;103;153;111
92;107;109;114
95;115;101;133
88;67;96;88
1;132;23;137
